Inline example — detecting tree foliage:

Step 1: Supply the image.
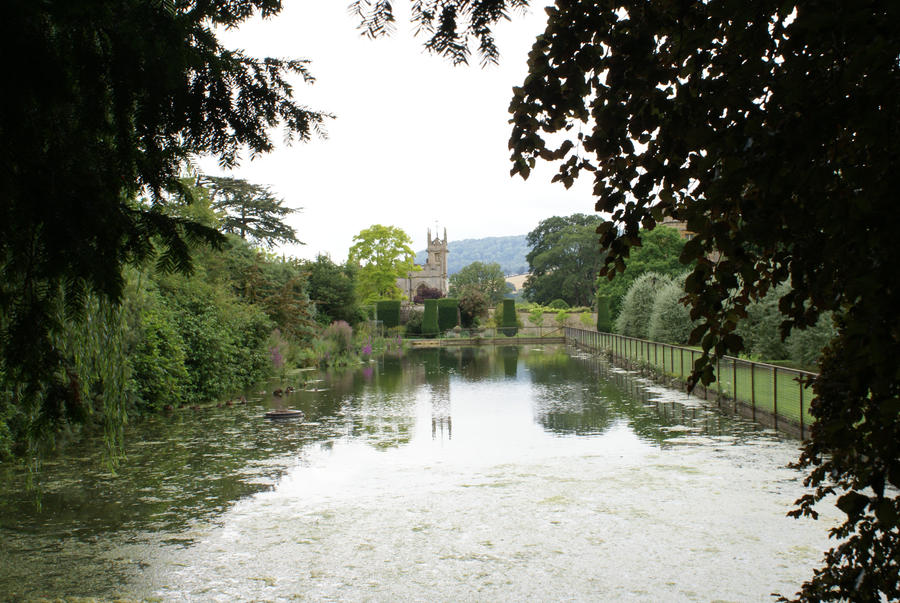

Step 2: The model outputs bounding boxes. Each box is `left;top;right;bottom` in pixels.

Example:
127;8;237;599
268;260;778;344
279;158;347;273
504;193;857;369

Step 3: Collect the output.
614;272;672;340
305;254;363;326
348;225;417;303
449;261;507;306
204;176;301;248
1;0;327;456
595;226;687;319
647;275;694;346
523;213;605;307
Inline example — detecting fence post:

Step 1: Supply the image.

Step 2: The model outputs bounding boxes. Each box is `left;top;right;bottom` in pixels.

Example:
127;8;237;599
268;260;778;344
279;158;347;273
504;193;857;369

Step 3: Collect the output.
772;367;778;432
751;364;756;420
680;347;684;378
732;360;737;411
799;379;804;440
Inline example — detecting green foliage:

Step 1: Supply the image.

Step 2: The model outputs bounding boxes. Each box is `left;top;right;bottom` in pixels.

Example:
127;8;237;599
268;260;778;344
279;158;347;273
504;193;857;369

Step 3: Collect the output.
596;296;612;332
595;227;688;319
528;307;545;327
555;311;569;327
459;290;489;328
416;235;529;275
735;285;792;361
523;214;606;307
787;314;837;368
376;301;402;329
547;299;569;310
405;309;424;335
437;299;460;332
305;254;363;326
1;0;328;455
647;277;694;345
323;321;353;356
422;299;439;336
579;312;594;328
500;299;518;337
203;176;300;248
615;273;673;339
348;225;417;303
449;262;507;306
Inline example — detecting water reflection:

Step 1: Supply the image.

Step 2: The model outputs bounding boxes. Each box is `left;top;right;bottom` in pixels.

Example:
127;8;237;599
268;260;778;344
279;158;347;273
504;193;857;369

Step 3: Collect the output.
0;345;826;601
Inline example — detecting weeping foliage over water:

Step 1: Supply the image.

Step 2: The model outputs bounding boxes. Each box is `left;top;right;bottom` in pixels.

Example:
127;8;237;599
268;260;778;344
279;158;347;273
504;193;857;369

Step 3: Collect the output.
0;345;835;601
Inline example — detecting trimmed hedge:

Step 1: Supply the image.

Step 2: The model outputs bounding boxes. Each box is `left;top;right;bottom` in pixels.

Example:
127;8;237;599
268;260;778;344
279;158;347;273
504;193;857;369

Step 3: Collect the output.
376;300;401;329
500;299;517;337
422;299;439;336
437;298;459;331
596;295;611;332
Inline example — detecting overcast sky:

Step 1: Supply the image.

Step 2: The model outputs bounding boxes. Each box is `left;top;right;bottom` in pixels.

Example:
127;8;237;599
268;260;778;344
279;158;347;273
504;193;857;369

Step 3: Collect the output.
199;2;595;262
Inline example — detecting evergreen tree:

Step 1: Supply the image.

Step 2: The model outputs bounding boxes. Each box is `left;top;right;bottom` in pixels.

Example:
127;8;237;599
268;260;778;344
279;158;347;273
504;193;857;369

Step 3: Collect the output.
203;176;301;248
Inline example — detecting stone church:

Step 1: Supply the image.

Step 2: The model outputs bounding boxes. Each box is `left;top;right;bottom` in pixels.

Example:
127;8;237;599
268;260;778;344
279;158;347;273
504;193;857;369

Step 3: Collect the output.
397;228;449;301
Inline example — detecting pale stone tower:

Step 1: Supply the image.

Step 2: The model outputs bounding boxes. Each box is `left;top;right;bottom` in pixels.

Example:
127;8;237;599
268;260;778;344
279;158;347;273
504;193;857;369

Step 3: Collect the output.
397;227;450;301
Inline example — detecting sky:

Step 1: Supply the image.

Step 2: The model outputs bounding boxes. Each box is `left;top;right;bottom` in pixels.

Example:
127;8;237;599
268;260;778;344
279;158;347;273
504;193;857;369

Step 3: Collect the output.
199;2;596;262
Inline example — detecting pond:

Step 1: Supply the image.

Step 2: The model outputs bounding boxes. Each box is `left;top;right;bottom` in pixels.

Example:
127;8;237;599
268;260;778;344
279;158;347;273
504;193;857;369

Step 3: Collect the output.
0;345;835;601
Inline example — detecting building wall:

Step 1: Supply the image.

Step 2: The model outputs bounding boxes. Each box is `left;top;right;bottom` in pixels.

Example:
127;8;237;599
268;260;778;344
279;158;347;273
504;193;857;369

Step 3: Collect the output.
398;228;450;300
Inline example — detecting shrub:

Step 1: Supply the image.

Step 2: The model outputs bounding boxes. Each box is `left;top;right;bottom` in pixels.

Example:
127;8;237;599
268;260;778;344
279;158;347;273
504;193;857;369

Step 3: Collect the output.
405;308;424;335
579;312;593;328
647;278;693;345
615;272;672;339
438;298;459;331
422;299;439;336
735;285;791;360
500;299;518;337
413;283;443;304
548;298;570;309
555;311;569;327
459;290;488;327
596;296;612;332
528;307;544;326
323;320;353;355
376;300;401;329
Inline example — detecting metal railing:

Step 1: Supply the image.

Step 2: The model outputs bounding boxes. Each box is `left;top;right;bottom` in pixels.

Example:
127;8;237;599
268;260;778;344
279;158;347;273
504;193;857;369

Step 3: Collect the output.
565;327;817;439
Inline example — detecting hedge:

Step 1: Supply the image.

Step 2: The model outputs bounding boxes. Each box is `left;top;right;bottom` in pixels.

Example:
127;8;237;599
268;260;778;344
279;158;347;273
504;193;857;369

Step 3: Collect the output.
437;298;459;331
376;300;401;329
422;299;439;336
596;295;612;332
500;299;517;337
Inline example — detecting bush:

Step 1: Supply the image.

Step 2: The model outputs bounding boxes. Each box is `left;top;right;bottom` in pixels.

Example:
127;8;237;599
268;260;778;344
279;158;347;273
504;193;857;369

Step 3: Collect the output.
548;298;570;309
413;283;443;303
555;311;569;326
528;307;544;326
323;320;353;355
615;272;672;339
500;299;518;337
459;290;488;327
647;278;693;345
579;312;593;328
376;300;401;329
405;308;424;335
438;298;459;331
596;295;612;332
735;285;791;360
422;299;439;336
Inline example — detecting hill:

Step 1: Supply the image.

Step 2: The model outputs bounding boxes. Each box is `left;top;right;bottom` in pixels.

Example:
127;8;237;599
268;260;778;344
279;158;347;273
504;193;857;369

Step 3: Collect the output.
415;234;529;275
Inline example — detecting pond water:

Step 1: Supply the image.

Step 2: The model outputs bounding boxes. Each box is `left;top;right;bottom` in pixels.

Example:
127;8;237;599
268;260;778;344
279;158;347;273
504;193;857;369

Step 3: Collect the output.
0;345;836;601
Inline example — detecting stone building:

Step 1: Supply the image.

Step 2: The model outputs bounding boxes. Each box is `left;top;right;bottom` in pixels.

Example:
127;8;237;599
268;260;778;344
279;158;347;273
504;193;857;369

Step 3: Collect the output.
397;228;449;301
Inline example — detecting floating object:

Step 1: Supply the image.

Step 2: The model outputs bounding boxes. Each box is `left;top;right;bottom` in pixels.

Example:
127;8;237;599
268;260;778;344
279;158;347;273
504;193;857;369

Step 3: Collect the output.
273;388;284;397
264;409;304;420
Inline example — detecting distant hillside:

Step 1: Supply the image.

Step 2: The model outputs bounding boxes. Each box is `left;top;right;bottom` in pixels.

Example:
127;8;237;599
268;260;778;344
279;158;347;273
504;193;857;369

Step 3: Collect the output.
415;234;529;275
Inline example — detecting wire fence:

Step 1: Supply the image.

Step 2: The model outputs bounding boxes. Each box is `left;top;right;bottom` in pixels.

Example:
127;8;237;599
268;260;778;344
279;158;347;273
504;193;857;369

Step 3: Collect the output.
565;327;817;439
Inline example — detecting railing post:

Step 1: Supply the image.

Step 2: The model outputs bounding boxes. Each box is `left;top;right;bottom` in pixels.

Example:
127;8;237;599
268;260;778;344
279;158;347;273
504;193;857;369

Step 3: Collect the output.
799;378;805;440
680;347;684;378
772;367;778;432
751;363;756;420
732;360;737;411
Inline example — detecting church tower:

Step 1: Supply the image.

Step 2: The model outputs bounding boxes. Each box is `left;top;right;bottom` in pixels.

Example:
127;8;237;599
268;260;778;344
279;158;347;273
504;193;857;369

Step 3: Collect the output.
425;227;449;293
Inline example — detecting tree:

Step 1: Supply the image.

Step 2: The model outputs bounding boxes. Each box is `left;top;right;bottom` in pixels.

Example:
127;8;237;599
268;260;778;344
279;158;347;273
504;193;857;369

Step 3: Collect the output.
522;214;605;307
614;272;672;340
596;226;687;318
203;176;301;248
348;225;417;303
305;254;363;326
449;261;507;306
1;0;327;455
